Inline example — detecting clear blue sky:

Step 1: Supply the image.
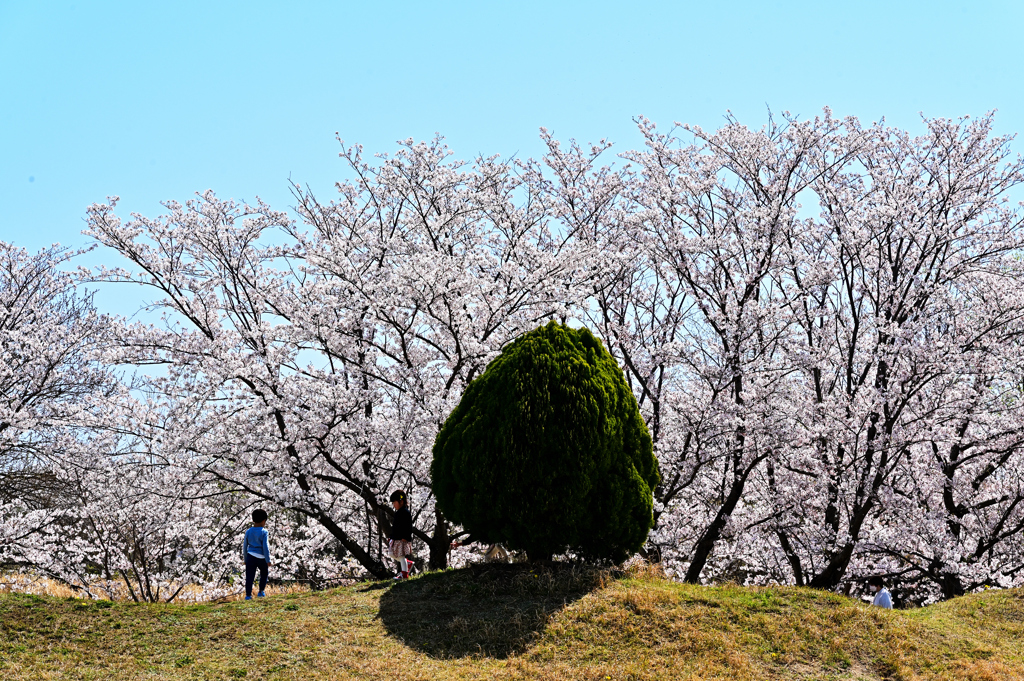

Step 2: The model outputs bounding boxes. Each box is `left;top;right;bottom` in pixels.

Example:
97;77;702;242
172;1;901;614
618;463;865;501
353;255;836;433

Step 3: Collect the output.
2;0;1022;258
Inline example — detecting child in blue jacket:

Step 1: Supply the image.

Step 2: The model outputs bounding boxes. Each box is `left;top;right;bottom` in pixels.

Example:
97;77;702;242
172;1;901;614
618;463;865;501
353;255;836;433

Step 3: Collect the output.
242;509;272;599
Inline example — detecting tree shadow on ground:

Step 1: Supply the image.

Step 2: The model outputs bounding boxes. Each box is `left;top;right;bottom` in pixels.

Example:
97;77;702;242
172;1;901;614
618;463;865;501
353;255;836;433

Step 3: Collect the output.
377;562;606;659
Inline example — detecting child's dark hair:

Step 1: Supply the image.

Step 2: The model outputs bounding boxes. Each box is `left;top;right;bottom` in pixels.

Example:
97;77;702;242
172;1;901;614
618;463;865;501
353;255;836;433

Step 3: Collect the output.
252;508;268;524
389;490;407;504
868;575;885;588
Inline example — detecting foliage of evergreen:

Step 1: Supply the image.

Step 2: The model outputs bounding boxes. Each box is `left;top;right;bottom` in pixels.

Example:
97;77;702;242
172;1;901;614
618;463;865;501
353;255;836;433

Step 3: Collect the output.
431;321;660;561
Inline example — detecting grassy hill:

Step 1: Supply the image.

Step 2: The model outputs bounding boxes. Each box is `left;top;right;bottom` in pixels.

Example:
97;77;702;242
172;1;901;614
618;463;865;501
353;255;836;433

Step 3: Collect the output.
2;563;1024;680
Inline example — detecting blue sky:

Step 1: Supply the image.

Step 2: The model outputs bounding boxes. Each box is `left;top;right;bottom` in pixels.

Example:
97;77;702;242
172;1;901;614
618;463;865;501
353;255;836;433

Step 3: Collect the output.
2;0;1022;262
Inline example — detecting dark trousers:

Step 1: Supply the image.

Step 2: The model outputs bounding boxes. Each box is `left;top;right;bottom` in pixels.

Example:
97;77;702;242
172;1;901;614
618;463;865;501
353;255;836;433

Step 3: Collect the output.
245;553;268;597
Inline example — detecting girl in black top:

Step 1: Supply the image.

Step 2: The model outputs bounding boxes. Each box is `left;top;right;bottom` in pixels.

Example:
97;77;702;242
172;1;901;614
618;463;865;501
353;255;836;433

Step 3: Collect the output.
388;490;413;579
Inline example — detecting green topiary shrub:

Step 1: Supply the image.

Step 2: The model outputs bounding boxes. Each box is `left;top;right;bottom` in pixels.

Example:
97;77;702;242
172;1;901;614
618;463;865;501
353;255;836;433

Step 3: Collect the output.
431;321;660;562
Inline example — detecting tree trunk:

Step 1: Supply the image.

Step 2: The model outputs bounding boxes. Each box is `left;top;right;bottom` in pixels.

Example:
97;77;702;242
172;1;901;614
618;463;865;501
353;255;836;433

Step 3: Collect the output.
807;491;875;589
937;569;966;599
807;541;856;590
776;529;805;587
316;509;393;579
427;507;450;570
684;467;751;583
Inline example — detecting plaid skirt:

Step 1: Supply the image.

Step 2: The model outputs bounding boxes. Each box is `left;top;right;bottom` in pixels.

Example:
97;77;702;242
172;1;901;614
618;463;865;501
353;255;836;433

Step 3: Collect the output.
389;539;413;560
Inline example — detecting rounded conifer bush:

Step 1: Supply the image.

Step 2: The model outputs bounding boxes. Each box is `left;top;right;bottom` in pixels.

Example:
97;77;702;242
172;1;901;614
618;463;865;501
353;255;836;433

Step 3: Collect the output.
431;321;660;562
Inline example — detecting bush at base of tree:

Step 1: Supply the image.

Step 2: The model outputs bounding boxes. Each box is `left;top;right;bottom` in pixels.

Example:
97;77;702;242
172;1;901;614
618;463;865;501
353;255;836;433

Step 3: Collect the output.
431;321;660;562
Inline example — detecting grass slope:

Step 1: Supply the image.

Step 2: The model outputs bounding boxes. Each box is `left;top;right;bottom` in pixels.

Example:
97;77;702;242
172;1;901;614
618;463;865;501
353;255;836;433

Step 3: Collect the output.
2;564;1023;680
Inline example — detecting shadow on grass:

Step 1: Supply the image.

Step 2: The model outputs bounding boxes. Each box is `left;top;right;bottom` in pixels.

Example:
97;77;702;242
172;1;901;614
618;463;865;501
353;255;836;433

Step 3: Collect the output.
377;562;605;659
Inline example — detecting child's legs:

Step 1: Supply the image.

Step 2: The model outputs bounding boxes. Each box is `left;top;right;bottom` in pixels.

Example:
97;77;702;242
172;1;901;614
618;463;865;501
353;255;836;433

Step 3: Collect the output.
257;559;269;593
244;554;258;597
389;539;412;576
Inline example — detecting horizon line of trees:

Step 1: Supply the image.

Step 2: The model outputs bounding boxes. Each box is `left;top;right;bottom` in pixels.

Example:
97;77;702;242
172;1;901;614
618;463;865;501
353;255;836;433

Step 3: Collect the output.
3;110;1024;604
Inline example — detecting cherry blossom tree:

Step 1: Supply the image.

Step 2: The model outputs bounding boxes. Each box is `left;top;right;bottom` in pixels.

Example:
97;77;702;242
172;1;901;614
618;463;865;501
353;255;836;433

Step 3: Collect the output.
5;110;1015;601
762;115;1024;591
23;441;240;602
84;137;589;578
559;112;854;582
540;112;1024;596
0;243;112;570
862;295;1024;601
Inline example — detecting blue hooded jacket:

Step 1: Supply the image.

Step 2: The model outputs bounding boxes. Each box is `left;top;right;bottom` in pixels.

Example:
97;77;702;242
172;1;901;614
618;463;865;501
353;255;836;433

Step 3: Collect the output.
242;526;271;562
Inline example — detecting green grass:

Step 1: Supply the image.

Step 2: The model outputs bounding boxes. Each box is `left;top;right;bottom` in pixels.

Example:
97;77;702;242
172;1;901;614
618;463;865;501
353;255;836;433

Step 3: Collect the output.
2;563;1024;680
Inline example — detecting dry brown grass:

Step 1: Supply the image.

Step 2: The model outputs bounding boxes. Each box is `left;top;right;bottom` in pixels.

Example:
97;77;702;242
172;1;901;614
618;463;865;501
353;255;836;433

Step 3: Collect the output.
2;562;1024;680
1;573;82;599
0;572;311;602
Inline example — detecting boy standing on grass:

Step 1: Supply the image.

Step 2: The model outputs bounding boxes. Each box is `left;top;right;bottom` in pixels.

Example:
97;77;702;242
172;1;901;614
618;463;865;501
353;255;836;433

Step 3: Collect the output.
242;509;272;600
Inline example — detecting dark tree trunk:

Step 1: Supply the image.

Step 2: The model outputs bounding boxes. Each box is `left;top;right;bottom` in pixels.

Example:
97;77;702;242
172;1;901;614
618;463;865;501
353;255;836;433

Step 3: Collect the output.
427;507;450;570
683;478;746;583
316;509;392;579
807;542;857;590
776;529;805;587
807;487;875;590
937;567;966;599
